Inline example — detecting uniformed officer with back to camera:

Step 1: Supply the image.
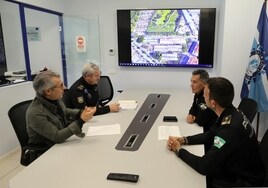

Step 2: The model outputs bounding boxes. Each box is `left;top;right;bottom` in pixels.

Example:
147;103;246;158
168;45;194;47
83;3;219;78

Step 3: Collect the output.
167;77;264;187
67;62;119;115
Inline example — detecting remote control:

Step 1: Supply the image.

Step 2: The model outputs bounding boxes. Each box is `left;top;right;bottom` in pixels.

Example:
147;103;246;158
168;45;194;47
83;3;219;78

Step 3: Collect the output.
107;173;139;183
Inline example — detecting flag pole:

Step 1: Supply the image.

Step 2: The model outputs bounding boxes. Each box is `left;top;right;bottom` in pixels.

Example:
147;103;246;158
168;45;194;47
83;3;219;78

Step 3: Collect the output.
260;0;267;140
256;112;260;140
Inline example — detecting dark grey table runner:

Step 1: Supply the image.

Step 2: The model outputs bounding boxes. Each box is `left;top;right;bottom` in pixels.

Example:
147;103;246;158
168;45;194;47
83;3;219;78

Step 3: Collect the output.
116;93;170;151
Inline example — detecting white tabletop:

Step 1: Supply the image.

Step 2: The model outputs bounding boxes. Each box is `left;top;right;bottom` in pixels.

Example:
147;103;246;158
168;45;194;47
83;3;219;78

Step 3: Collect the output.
9;88;206;188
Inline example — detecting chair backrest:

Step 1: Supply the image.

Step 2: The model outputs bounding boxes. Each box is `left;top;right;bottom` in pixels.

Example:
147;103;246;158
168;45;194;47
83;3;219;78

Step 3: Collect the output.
97;75;114;106
260;129;268;186
62;89;72;108
238;98;258;123
8;100;32;148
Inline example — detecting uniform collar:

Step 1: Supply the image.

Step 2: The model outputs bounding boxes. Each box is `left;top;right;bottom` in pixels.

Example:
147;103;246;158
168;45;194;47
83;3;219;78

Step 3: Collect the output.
80;76;96;88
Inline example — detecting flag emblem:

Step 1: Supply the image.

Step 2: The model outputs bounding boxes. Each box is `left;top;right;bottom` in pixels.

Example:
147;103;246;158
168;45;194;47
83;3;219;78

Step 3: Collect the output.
241;1;268;112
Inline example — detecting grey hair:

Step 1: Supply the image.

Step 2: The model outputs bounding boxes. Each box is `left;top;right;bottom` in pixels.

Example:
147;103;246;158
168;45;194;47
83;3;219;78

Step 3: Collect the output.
82;62;100;77
33;70;60;96
192;69;209;83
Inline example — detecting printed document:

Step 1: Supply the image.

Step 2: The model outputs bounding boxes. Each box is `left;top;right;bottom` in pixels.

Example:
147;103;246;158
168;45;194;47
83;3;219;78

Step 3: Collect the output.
158;126;181;140
87;124;120;136
118;100;138;109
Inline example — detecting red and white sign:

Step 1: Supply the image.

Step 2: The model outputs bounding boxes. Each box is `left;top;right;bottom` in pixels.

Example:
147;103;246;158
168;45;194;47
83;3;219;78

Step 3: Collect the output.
76;36;86;52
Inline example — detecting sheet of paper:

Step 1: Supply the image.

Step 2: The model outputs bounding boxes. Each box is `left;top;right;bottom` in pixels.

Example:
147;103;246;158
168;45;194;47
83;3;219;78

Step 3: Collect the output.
87;124;121;136
158;126;181;140
118;100;138;109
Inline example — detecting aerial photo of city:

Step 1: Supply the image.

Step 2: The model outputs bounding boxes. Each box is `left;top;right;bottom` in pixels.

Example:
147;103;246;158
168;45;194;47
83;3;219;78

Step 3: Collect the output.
130;9;200;66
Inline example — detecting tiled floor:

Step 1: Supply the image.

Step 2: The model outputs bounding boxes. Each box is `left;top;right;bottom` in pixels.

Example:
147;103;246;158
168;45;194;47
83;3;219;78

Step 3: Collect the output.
0;150;25;188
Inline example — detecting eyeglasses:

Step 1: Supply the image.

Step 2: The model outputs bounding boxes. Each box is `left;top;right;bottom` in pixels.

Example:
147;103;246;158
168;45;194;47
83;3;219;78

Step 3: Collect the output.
52;83;64;89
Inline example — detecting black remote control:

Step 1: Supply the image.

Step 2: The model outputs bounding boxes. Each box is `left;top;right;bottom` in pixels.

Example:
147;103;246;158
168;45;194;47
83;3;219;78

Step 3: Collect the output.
107;173;139;183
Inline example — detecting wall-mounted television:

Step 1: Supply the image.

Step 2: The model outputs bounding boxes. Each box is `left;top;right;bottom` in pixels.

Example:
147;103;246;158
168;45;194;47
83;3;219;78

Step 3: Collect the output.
117;8;216;68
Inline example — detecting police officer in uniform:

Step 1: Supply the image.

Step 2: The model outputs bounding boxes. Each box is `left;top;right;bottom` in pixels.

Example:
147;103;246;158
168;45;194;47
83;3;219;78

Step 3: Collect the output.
187;69;218;132
167;77;264;187
67;63;119;115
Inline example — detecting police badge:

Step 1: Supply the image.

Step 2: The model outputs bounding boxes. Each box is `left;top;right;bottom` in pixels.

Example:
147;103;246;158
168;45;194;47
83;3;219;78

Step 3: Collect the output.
244;46;265;85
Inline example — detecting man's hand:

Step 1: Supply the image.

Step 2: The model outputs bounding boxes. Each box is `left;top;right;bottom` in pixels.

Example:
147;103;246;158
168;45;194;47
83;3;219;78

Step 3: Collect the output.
186;114;196;124
167;136;181;152
109;103;120;112
80;106;96;122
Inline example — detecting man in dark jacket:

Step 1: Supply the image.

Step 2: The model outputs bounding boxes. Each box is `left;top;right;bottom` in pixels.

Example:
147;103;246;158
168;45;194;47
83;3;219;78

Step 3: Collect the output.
27;70;96;148
187;69;218;132
167;77;264;187
67;63;119;115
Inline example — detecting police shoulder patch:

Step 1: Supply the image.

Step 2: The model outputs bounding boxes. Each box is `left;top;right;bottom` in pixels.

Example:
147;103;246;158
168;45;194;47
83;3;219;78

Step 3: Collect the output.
214;136;226;149
77;85;84;90
221;115;232;125
77;96;84;103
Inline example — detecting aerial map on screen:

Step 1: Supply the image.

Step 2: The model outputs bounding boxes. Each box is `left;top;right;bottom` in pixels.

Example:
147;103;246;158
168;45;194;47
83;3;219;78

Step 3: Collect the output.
130;9;200;66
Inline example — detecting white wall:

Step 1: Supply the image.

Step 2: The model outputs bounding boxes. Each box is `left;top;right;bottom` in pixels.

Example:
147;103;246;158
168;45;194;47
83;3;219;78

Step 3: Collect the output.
64;0;267;139
0;82;35;157
220;0;262;104
0;0;66;158
25;8;63;78
65;0;221;92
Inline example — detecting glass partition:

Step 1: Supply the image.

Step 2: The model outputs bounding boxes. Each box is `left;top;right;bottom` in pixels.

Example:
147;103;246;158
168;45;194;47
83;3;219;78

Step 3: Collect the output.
63;15;100;87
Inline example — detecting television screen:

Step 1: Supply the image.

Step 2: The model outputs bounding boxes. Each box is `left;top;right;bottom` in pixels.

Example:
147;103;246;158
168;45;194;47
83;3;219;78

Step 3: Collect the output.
117;8;216;68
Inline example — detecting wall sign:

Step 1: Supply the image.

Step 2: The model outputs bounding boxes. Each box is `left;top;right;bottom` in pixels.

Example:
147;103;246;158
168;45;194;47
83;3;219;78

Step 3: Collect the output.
76;36;86;52
27;27;41;41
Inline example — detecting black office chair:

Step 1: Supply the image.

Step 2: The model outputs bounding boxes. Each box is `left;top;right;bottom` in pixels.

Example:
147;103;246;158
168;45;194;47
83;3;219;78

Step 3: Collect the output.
97;75;114;107
8;100;49;166
260;128;268;186
238;98;258;123
62;89;72;108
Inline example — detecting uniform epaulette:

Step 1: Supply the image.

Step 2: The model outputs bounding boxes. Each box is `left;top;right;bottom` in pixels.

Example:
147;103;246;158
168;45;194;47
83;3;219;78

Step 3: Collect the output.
77;85;85;90
221;115;232;125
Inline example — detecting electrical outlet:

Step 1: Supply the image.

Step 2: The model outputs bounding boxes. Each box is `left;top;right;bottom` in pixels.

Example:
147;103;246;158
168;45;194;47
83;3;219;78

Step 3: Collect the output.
109;49;115;56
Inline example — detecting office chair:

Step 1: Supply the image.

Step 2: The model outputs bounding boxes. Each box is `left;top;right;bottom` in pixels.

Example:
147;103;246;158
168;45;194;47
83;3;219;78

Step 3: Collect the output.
8;100;49;166
238;98;258;123
62;89;72;108
260;128;268;186
97;75;114;107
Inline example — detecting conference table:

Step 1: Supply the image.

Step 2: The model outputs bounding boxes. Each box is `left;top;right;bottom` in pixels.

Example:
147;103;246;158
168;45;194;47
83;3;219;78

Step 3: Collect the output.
9;88;206;188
